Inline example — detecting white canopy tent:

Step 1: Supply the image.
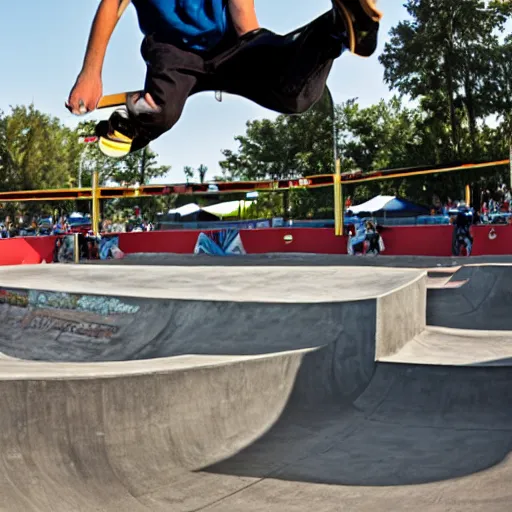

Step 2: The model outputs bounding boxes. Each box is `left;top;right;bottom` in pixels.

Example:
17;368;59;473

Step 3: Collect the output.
167;203;201;216
202;200;254;218
347;195;430;217
347;195;396;215
165;200;256;220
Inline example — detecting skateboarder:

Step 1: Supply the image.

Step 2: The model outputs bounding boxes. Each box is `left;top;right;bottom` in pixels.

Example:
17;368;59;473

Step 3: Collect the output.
66;0;383;157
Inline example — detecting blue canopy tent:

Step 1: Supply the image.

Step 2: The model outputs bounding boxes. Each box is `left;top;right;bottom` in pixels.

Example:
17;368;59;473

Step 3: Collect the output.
347;195;430;218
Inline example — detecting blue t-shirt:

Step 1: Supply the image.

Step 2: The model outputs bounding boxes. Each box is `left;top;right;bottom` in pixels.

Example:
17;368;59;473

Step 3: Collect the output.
132;0;231;51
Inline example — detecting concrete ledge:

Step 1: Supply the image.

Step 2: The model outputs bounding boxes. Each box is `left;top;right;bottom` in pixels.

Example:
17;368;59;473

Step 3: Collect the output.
380;326;512;367
375;272;427;359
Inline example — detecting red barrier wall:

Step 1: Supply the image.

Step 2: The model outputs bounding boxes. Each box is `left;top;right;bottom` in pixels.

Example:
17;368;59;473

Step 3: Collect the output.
116;230;200;254
240;228;347;254
116;226;456;257
378;226;453;256
2;224;512;267
115;228;348;255
0;237;56;265
115;225;512;257
471;224;512;255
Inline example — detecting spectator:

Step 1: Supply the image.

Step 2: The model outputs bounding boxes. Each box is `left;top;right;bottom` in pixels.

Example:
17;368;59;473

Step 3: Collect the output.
365;220;382;255
452;201;474;256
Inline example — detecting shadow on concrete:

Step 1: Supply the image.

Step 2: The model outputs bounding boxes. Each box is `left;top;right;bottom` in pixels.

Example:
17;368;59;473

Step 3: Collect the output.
427;265;512;330
466;356;512;367
203;362;512;487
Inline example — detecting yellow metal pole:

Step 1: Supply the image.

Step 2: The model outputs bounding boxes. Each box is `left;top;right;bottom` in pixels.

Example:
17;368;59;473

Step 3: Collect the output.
334;159;343;236
340;165;344;233
465;184;471;206
73;233;80;264
92;170;100;236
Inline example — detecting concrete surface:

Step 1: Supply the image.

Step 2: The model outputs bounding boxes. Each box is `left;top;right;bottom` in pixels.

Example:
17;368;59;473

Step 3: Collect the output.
0;264;423;302
427;264;512;330
0;265;425;363
0;262;511;511
380;326;512;366
87;252;512;268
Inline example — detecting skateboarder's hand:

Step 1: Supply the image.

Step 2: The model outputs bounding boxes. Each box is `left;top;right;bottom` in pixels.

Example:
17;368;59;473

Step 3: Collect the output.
66;72;103;115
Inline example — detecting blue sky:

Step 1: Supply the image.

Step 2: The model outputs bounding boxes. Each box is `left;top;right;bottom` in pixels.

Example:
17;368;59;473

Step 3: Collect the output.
0;1;409;183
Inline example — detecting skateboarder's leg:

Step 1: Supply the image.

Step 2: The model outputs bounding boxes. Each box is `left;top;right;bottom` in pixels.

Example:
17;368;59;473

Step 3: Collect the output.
212;2;381;115
97;36;204;154
206;13;339;115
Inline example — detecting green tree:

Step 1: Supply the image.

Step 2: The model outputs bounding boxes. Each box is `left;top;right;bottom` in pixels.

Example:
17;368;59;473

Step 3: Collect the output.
110;147;170;186
219;95;338;218
485;35;512;187
0;105;80;217
219;102;333;181
2;104;77;191
183;165;194;182
379;0;511;159
197;164;208;183
74;120;170;186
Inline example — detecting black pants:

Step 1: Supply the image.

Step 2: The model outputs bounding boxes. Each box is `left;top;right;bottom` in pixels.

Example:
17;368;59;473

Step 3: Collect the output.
129;11;345;150
366;232;380;253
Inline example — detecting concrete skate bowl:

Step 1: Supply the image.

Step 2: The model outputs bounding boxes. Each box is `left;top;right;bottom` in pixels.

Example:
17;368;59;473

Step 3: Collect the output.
0;264;511;511
427;264;512;330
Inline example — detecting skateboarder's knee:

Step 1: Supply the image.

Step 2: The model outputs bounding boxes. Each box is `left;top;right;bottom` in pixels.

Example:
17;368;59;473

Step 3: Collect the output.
128;95;182;136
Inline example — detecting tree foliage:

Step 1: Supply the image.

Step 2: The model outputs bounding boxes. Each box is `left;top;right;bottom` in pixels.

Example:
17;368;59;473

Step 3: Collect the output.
0;107;171;221
75;120;170;186
219;99;333;182
379;0;511;158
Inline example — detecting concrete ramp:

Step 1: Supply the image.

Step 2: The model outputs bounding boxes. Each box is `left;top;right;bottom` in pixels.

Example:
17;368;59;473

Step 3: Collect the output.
0;264;425;364
380;326;512;366
427;264;512;330
0;263;511;511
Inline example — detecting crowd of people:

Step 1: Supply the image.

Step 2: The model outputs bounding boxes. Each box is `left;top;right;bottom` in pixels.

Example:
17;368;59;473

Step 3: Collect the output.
432;186;512;224
0;212;155;239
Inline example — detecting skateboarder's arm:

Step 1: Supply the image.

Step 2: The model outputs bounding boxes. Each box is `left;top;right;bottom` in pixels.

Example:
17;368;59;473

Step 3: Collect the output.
228;0;259;36
81;0;124;77
67;0;126;114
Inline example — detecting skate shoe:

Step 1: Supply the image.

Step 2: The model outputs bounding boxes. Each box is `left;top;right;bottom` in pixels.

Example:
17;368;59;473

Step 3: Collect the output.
332;0;383;57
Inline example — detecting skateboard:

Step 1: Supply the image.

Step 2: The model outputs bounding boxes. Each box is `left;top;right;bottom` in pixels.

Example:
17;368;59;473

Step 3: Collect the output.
97;92;137;110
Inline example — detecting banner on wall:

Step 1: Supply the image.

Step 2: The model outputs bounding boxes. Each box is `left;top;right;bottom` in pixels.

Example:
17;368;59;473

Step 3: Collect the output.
52;234;125;263
99;236;125;260
193;230;246;256
54;235;75;263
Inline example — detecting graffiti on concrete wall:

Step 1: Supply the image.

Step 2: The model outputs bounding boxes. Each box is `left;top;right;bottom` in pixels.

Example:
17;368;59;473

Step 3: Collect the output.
28;291;140;316
194;229;246;256
0;287;139;316
26;312;119;338
0;289;29;307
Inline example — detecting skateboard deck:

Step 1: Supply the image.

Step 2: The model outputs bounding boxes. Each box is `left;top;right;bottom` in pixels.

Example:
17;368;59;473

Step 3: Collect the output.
97;92;135;110
117;0;131;18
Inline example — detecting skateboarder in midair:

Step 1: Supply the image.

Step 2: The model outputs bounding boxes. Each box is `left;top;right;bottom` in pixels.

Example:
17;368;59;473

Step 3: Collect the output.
67;0;383;157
